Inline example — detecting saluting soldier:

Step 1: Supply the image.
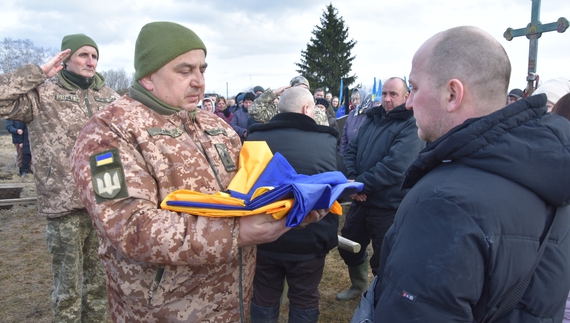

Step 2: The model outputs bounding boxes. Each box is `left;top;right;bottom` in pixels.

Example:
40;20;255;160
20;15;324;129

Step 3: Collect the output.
0;34;118;322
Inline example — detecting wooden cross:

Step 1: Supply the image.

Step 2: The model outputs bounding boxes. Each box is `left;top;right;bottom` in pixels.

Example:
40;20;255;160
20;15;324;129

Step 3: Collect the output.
504;0;568;95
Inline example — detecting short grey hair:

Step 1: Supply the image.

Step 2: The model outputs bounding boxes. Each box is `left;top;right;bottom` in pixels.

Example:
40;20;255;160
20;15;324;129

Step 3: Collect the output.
278;86;314;113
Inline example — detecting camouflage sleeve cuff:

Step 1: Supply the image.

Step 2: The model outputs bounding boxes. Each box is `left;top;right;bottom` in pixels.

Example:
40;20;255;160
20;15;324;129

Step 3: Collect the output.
249;90;278;123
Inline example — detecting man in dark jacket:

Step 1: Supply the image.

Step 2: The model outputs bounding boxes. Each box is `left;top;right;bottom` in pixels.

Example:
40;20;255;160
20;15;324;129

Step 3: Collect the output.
363;26;570;322
247;86;340;323
6;119;32;176
336;77;424;301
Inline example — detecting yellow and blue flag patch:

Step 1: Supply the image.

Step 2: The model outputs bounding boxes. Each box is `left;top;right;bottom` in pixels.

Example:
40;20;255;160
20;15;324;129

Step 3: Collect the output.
95;151;114;166
89;149;128;204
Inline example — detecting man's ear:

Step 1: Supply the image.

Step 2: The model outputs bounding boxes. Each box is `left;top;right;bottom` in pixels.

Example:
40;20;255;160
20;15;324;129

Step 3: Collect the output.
446;79;464;113
139;76;153;92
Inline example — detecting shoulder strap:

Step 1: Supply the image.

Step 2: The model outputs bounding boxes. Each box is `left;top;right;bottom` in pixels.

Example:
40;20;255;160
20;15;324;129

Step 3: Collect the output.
485;207;559;323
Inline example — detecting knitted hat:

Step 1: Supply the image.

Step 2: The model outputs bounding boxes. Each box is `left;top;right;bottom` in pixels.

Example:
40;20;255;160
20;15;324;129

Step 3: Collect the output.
134;21;207;80
243;92;256;102
61;34;98;65
253;86;264;94
315;98;329;109
236;93;245;104
533;78;570;105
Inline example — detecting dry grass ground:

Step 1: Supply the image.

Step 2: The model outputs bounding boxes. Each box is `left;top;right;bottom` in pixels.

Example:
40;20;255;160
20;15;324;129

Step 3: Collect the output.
0;134;370;323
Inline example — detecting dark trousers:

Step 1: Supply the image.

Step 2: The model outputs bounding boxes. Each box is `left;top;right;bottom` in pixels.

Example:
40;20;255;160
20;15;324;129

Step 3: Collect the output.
252;253;325;309
338;203;396;275
21;152;32;175
15;143;32;175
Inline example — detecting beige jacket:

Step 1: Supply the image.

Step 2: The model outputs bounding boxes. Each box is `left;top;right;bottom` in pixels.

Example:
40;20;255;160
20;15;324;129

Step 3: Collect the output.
70;90;255;322
0;64;119;217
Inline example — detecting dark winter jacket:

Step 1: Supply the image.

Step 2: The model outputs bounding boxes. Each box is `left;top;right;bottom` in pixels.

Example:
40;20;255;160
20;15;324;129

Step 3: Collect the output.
247;112;340;260
373;94;570;322
6;119;31;154
344;104;424;210
230;107;249;141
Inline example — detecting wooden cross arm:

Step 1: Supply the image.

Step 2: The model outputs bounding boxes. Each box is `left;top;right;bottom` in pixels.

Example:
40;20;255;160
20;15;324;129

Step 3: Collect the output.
504;17;569;41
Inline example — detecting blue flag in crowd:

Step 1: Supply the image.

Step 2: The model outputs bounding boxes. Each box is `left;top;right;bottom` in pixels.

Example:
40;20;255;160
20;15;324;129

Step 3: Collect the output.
372;77;377;100
339;78;344;103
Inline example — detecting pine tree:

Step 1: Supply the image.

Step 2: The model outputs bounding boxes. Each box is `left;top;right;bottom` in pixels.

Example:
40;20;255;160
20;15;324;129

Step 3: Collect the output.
295;4;357;97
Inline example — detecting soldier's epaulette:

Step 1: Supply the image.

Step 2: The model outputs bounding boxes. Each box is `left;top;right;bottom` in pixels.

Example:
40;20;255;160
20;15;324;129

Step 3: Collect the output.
94;96;117;103
215;143;237;172
204;127;228;136
89;149;129;204
147;127;184;138
55;94;80;103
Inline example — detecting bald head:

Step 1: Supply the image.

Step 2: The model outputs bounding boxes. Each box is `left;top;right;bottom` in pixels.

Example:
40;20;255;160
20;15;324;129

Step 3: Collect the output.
408;26;512;143
422;26;511;110
278;86;315;115
382;77;409;112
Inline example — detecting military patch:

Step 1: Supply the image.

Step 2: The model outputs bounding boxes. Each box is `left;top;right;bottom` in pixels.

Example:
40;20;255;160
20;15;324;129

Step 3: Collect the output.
95;151;114;166
55;94;80;103
147;127;184;138
204;127;228;136
89;149;129;203
93;169;123;198
94;96;117;103
215;143;237;172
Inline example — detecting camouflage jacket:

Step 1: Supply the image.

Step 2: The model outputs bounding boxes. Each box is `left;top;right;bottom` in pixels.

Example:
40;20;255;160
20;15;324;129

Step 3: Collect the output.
0;64;119;218
70;90;255;323
248;89;278;123
314;107;329;126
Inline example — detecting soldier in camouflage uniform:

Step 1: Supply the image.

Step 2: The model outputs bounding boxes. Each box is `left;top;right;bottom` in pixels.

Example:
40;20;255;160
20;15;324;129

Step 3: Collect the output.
70;21;327;323
0;34;118;322
248;76;311;124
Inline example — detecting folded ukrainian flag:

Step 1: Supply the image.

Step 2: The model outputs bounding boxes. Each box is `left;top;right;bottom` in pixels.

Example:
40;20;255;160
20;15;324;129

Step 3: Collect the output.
161;141;363;227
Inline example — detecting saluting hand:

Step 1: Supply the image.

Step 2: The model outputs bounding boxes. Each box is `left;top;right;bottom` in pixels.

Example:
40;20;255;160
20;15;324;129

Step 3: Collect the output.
273;85;292;96
41;49;71;78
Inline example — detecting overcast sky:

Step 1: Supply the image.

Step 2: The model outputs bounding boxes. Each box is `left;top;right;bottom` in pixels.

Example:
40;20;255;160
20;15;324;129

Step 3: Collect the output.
1;0;568;97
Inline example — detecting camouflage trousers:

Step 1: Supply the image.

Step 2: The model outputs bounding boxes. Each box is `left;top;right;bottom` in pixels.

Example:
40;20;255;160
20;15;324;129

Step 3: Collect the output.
45;210;108;323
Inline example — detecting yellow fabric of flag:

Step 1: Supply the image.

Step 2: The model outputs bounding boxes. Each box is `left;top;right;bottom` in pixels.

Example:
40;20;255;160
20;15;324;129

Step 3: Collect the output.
160;141;342;221
226;141;274;195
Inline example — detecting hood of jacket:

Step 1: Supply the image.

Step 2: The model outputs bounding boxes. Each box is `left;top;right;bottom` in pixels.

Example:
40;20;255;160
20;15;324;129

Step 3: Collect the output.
403;94;570;207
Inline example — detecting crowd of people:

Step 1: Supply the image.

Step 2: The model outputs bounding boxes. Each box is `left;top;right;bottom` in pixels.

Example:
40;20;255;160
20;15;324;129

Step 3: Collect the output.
1;20;570;323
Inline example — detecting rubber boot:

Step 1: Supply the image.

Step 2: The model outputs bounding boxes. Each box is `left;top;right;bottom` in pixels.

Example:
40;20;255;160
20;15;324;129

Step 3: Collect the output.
250;301;280;323
335;261;369;301
289;305;319;323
